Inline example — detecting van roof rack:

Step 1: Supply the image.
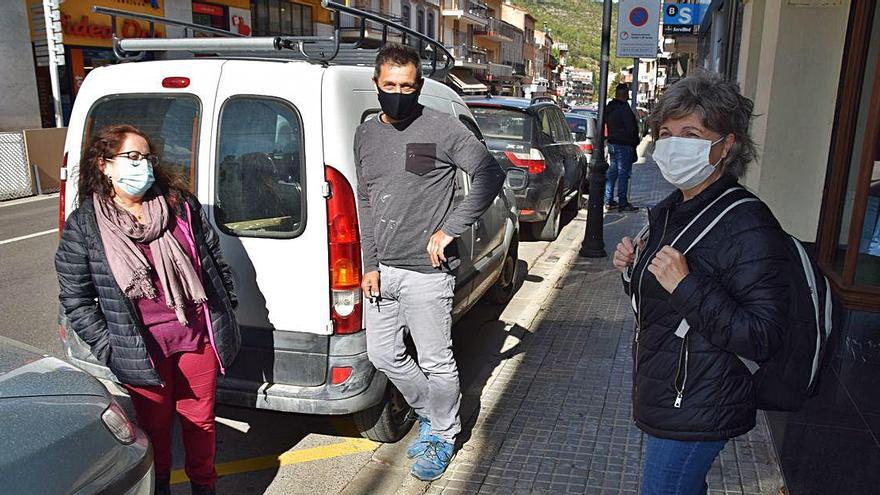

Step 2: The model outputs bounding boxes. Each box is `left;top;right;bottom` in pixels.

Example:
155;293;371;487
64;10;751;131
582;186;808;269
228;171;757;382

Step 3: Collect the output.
93;0;453;81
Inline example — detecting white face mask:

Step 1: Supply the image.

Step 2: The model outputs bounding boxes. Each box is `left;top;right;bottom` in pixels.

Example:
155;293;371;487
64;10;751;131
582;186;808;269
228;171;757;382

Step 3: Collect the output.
652;136;726;190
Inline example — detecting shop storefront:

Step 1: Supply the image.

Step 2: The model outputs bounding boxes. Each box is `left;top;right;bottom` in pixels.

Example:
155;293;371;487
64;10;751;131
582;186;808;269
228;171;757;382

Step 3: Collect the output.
27;0;169;127
192;0;253;35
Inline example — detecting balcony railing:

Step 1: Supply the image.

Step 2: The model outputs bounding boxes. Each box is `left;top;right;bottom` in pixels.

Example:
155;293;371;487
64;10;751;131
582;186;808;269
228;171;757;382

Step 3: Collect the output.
449;43;489;67
489;62;513;78
474;18;518;41
443;0;489;21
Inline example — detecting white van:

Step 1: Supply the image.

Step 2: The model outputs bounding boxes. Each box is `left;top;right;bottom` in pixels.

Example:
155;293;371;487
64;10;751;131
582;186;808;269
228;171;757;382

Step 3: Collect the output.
58;11;522;442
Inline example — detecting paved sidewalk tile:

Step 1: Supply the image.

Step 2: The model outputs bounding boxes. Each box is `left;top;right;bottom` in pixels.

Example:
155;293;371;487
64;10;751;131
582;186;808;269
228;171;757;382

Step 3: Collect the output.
427;154;786;495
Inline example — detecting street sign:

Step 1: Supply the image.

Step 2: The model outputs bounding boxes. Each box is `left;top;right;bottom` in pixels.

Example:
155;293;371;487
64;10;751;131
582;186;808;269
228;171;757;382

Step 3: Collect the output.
662;2;706;35
616;0;661;59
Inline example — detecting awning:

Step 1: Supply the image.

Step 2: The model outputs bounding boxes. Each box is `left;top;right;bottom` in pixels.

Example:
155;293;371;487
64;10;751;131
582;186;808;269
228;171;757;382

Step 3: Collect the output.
448;68;488;94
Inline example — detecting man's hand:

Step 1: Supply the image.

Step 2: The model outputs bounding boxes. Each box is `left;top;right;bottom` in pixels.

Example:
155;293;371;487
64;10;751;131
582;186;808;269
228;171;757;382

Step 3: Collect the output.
647;246;689;294
427;230;455;268
362;271;381;301
613;237;636;274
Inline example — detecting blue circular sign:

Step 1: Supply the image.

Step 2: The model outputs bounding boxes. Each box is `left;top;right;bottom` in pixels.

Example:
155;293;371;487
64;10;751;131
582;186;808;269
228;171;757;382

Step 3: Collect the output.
629;7;649;27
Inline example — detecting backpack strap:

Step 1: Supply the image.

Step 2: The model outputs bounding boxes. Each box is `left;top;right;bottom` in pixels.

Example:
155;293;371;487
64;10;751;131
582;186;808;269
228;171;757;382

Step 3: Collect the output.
668;187;759;341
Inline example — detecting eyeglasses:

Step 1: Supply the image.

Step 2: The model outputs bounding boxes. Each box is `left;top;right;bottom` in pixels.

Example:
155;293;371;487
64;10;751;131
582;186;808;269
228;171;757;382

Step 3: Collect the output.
108;151;159;166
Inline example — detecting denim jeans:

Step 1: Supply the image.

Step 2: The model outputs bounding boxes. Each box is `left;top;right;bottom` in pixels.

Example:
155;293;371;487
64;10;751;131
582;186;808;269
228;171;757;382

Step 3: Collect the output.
605;143;636;206
640;435;727;495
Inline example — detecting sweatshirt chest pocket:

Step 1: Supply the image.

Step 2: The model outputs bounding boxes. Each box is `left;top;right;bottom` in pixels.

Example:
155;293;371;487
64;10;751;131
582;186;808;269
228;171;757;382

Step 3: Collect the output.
405;143;438;176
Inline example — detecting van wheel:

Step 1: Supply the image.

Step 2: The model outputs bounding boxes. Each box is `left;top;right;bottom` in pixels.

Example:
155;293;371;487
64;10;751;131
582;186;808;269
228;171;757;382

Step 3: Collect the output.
488;236;519;305
353;384;414;443
528;190;562;241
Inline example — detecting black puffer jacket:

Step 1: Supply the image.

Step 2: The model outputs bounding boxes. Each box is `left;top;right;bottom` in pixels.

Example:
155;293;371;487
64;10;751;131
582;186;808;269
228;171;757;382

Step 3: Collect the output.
624;175;790;441
605;98;640;146
55;194;240;386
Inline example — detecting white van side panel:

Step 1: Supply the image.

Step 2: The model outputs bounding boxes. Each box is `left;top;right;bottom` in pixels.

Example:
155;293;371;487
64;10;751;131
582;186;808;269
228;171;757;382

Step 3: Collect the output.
211;60;331;336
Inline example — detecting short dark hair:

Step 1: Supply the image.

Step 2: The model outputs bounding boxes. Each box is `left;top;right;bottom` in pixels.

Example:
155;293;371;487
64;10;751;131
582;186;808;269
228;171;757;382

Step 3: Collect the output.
648;70;758;178
615;83;630;95
374;43;423;81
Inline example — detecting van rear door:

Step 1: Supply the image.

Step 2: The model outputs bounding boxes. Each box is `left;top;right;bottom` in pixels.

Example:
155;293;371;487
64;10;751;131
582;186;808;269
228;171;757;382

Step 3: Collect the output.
210;60;330;337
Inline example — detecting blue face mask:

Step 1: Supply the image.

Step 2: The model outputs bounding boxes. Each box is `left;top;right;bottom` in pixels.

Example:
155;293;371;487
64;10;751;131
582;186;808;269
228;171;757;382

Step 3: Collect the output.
110;157;155;197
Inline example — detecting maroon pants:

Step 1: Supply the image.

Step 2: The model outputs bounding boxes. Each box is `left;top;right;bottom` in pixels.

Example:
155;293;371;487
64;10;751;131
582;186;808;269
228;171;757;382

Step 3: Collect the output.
125;344;219;487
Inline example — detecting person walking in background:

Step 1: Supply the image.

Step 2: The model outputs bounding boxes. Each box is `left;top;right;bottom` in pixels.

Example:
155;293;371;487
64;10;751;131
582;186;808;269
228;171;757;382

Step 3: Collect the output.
613;72;791;494
55;125;240;495
605;83;641;212
354;43;505;481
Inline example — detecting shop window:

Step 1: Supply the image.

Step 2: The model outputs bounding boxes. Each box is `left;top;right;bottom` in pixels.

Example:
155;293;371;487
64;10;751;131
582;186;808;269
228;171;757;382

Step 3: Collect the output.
192;2;229;31
215;97;305;238
818;0;880;308
251;0;313;36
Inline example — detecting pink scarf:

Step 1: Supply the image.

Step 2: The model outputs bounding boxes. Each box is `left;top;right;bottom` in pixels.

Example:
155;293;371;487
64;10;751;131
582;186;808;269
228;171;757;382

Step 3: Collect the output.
93;191;207;324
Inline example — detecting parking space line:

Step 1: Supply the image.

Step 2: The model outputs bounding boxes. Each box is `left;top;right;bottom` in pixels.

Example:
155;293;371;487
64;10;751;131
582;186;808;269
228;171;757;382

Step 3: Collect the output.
169;437;379;485
0;228;58;245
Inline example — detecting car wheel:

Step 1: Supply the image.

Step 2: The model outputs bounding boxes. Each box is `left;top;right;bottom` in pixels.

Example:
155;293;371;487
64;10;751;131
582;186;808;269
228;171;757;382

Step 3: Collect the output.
488;235;519;305
565;178;587;212
528;190;562;241
352;384;414;443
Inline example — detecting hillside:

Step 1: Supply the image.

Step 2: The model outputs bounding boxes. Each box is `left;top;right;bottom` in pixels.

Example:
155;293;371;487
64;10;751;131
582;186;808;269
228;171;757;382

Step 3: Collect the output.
513;0;629;75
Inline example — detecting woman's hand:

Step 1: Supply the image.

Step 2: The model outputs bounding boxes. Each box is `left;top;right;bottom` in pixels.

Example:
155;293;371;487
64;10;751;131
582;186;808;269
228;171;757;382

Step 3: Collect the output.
648;246;689;293
613;237;637;274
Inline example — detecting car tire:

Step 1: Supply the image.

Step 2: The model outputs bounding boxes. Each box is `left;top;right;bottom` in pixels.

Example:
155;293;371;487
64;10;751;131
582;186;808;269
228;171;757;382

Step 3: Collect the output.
488;235;519;305
353;384;414;443
565;177;587;212
528;190;562;241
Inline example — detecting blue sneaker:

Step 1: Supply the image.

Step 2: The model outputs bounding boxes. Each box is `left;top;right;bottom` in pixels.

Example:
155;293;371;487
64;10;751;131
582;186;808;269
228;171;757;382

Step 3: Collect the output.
410;436;455;481
405;415;432;459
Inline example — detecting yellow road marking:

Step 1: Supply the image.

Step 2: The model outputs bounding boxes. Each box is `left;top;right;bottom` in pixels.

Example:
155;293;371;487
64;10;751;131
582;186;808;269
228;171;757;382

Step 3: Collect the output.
170;438;379;485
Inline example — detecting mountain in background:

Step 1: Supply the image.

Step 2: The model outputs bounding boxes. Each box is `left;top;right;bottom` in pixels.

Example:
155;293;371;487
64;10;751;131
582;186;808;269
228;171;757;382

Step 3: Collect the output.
513;0;630;77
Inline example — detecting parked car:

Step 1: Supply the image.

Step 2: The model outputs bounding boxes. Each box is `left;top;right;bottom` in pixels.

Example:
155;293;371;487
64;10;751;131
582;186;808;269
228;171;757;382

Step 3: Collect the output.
565;112;597;164
569;106;598;121
466;96;587;240
0;336;153;494
59;57;522;443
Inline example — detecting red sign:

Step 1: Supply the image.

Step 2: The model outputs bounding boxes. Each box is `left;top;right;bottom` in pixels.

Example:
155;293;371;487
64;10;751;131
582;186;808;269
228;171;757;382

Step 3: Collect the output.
193;2;225;17
61;13;161;40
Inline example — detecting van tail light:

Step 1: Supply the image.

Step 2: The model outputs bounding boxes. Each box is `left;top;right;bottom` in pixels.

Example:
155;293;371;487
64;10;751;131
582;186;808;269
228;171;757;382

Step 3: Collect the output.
505;149;546;174
579;143;593;155
58;153;68;237
325;165;363;335
162;77;190;88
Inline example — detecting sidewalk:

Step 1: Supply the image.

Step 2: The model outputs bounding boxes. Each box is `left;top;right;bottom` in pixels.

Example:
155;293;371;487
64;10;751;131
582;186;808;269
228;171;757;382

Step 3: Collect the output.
345;149;785;494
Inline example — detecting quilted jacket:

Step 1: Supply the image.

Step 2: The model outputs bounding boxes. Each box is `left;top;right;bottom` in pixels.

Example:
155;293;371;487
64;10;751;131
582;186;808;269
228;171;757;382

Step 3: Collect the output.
624;174;791;441
55;194;240;386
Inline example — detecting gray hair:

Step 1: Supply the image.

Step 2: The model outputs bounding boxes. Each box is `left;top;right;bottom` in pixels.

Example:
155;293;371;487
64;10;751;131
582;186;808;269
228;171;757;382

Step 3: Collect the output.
648;70;757;178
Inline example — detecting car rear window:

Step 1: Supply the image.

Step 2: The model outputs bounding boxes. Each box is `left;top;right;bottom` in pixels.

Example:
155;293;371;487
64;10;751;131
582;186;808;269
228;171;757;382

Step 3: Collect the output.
566;116;595;140
214;96;305;239
470;107;530;141
86;95;200;191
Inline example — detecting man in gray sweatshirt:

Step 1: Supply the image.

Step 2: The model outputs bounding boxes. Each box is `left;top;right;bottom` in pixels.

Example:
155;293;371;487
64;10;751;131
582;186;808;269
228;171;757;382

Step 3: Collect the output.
354;43;505;481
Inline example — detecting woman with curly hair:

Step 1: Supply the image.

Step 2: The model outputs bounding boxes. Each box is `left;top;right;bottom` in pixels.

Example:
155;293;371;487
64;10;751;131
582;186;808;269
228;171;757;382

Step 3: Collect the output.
55;124;240;495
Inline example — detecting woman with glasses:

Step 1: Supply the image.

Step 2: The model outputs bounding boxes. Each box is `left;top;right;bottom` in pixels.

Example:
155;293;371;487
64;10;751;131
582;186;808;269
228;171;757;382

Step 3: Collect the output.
55;124;240;495
612;72;792;494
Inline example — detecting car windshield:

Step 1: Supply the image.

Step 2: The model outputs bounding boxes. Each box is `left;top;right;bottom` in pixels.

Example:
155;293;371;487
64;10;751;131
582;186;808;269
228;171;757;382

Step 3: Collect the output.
470;107;529;141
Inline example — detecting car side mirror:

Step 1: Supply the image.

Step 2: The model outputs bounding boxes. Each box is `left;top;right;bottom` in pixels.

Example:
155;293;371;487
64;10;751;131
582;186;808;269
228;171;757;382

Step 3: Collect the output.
504;168;528;191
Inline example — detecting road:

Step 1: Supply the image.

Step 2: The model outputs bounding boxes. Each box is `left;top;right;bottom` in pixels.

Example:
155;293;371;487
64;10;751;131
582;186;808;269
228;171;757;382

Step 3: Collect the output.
0;194;583;494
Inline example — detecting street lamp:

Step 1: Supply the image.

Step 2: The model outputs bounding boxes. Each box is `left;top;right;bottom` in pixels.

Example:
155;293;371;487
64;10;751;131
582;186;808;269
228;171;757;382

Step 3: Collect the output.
579;0;613;258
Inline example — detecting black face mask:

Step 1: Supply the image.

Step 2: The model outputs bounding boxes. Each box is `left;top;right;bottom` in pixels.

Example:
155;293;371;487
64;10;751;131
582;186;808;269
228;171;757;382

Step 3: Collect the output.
376;85;422;121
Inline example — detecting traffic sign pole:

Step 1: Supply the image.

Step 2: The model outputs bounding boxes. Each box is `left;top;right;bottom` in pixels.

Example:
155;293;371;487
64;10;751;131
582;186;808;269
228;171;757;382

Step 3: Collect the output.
631;59;639;114
42;0;64;128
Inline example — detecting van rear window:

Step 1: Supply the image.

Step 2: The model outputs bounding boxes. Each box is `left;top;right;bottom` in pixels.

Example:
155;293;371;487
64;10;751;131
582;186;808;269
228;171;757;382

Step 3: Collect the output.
214;96;305;238
86;95;201;191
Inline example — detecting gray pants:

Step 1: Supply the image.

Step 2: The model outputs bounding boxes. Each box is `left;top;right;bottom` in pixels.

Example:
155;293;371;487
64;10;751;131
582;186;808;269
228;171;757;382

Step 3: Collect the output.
365;264;462;443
